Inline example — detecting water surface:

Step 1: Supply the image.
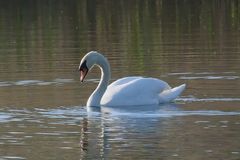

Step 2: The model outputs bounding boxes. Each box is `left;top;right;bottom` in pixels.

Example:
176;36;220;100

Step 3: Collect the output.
0;1;240;160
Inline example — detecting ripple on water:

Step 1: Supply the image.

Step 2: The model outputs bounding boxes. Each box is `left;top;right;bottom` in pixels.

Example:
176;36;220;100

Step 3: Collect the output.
0;81;12;87
15;80;44;86
179;75;239;80
167;72;239;80
0;156;26;160
0;104;240;124
177;96;240;102
107;110;240;118
0;79;75;87
0;113;13;123
99;103;240;118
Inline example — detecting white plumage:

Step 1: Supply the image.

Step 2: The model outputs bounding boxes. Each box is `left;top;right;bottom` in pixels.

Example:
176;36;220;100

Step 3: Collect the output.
79;51;186;107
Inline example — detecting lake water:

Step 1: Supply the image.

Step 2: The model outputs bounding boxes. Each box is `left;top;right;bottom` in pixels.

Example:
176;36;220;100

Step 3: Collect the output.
0;1;240;159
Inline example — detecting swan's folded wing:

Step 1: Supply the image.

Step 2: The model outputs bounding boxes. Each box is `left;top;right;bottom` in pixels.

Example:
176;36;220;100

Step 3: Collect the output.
101;77;170;106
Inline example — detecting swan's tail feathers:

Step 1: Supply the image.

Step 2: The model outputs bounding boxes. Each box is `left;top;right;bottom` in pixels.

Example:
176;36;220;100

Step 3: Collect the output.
159;84;186;103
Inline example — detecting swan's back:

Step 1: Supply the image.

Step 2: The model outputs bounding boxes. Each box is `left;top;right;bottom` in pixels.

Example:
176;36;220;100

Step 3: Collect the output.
108;76;142;86
101;77;172;106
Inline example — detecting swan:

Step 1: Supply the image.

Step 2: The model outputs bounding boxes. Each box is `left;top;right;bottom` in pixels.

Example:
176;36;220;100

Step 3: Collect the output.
78;51;186;107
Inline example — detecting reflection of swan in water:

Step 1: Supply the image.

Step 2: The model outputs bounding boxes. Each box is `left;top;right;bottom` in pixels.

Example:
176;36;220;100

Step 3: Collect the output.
78;51;186;107
80;116;106;159
87;103;180;118
80;103;180;159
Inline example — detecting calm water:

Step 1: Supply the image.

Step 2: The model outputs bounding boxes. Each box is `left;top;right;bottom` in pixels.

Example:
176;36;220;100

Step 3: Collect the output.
0;1;240;159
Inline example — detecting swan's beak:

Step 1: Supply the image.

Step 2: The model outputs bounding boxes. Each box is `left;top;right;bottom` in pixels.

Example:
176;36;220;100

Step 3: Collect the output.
79;60;88;82
79;67;88;82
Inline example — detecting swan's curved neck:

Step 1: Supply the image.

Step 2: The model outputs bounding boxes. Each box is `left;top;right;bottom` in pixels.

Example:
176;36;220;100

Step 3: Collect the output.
87;57;110;107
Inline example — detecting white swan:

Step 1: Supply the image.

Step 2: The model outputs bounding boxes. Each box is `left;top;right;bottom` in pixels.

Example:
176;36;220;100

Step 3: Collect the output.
78;51;186;107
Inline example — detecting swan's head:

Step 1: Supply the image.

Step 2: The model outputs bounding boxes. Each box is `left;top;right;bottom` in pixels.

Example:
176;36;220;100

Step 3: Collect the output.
78;51;107;82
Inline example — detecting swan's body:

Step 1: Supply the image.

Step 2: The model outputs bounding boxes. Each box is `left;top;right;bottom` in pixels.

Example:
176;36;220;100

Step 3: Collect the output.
79;51;186;107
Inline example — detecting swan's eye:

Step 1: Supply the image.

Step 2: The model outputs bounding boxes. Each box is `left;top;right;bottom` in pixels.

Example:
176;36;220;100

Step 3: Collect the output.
79;60;88;71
